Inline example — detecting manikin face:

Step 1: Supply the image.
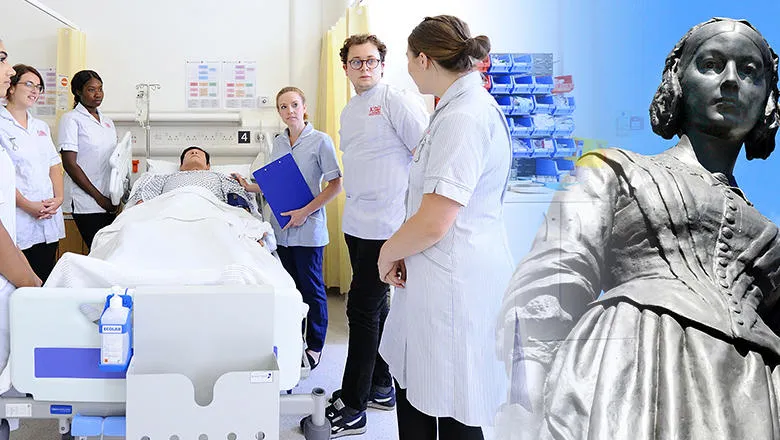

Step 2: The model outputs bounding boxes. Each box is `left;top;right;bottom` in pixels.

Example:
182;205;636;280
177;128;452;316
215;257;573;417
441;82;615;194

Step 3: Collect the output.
8;72;42;109
680;31;767;141
180;148;210;170
343;42;384;94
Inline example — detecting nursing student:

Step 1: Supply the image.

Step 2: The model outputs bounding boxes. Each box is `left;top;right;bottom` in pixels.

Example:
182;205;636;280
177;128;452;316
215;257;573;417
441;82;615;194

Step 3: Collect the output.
58;70;118;250
378;15;514;440
234;86;342;370
0;64;65;283
0;44;42;433
0;42;40;291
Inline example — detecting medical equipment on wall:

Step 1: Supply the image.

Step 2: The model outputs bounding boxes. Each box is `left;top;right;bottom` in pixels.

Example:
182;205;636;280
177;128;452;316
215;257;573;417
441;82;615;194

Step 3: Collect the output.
135;83;161;169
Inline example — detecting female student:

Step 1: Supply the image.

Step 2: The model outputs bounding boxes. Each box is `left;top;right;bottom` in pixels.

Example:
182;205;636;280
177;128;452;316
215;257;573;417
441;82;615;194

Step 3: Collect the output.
58;70;118;250
235;86;342;370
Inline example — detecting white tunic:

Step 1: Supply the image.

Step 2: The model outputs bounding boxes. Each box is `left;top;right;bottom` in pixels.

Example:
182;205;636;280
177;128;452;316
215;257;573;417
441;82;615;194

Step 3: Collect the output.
0;108;65;250
379;72;514;426
0;134;18;382
339;82;429;240
57;103;117;214
0;133;17;294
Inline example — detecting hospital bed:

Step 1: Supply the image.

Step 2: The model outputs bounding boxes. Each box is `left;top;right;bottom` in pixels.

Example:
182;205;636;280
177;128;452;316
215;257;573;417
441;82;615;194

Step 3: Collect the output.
0;285;330;440
0;142;332;439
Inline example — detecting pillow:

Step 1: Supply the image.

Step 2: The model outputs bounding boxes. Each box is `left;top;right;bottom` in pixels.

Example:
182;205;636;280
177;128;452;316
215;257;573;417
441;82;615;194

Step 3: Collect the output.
145;158;251;179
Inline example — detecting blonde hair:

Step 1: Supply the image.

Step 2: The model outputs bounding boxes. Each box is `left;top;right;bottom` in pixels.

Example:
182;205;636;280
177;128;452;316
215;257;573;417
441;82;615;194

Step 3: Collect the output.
276;86;308;121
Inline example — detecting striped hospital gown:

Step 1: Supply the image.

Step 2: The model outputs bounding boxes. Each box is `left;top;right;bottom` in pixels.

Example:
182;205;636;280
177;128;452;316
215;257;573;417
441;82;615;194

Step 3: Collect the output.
127;170;252;209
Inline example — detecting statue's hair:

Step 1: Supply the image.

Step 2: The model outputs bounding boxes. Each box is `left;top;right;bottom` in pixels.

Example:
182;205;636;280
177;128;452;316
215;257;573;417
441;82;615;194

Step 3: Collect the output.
649;18;780;160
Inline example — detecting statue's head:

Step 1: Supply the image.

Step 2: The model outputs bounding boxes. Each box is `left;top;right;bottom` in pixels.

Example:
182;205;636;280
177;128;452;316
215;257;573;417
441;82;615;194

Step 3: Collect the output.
650;18;780;160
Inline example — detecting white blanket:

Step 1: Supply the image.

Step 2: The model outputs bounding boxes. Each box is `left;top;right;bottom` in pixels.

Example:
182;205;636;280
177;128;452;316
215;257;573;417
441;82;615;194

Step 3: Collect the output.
45;186;295;289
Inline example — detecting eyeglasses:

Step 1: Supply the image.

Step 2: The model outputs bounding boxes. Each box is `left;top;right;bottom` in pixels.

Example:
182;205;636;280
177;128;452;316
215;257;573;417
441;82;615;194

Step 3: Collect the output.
348;58;381;70
21;81;44;93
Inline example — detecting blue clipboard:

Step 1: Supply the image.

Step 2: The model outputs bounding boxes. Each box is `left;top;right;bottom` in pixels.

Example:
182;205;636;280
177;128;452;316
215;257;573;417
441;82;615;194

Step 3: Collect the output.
253;153;314;229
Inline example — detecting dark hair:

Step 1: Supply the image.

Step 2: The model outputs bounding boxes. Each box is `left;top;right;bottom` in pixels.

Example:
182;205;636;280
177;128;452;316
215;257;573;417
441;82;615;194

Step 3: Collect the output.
7;64;44;100
650;17;780;160
71;70;103;109
339;34;387;65
180;146;210;165
407;15;491;73
276;86;308;121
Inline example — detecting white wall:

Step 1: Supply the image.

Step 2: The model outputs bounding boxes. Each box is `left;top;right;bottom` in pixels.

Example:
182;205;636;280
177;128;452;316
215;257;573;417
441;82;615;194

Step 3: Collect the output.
5;0;309;123
4;0;594;135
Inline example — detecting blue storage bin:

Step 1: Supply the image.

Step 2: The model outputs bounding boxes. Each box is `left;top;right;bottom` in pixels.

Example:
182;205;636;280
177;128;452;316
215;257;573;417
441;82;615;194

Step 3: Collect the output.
536;158;564;182
531;139;555;158
556;159;576;172
554;138;577;157
488;53;513;73
511;116;534;137
510;54;532;73
511;137;533;158
494;96;513;115
505;116;514;133
553;116;575;137
489;75;513;94
510;95;534;115
532;95;555;114
531;114;555;137
533;76;554;94
552;95;576;115
512;75;534;94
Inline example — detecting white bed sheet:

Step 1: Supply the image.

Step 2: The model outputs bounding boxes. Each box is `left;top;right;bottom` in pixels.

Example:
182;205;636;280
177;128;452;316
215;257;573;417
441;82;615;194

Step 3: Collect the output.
45;185;295;289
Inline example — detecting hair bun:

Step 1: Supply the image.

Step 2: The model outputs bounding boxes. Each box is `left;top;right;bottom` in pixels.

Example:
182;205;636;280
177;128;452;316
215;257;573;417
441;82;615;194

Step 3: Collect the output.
465;35;491;60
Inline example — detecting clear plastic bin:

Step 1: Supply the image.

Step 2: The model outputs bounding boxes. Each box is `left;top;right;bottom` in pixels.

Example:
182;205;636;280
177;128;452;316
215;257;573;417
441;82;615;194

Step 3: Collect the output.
488;53;513;73
510;95;534;115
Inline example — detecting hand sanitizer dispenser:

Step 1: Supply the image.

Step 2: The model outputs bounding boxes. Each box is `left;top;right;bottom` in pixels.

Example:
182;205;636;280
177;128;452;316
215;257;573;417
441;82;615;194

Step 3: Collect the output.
99;287;133;371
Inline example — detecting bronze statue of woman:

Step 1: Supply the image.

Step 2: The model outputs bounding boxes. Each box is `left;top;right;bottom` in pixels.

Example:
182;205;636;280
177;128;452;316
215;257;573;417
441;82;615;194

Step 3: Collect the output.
499;17;780;439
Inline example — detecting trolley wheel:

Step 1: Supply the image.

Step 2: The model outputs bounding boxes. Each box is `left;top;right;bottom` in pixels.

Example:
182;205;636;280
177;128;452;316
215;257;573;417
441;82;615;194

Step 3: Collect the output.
0;419;9;440
302;415;331;440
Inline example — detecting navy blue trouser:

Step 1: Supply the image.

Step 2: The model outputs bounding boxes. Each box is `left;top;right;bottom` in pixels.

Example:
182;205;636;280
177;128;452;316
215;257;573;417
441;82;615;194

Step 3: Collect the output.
277;245;327;352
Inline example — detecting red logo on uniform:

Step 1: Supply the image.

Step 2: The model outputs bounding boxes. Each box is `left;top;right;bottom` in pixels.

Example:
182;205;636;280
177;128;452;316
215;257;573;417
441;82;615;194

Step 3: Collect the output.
37;130;47;137
368;106;381;116
104;122;111;128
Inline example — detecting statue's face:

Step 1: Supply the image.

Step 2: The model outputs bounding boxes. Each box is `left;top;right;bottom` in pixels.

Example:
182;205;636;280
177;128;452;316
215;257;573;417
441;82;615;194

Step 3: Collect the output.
680;31;767;141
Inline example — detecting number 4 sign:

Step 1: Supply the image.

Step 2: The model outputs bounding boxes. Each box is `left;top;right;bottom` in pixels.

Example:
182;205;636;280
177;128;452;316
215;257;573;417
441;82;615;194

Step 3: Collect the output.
238;130;250;144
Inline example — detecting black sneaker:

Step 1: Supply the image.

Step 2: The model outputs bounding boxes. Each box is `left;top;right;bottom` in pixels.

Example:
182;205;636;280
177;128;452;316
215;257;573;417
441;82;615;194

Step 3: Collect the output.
330;387;396;411
327;398;367;438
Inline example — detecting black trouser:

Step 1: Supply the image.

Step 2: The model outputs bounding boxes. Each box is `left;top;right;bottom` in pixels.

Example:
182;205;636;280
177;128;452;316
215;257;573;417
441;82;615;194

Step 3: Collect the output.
72;213;115;250
395;380;484;440
22;242;58;283
340;234;393;412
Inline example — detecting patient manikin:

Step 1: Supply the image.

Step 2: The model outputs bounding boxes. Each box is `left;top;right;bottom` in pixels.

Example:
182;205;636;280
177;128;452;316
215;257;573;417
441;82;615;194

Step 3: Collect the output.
127;146;253;210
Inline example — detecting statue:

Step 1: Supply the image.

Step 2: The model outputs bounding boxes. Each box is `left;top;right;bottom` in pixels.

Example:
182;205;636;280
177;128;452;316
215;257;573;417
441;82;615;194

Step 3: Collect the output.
497;17;780;439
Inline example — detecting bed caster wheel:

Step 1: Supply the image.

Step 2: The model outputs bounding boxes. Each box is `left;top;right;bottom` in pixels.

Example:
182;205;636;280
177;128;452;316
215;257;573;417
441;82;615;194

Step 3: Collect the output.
302;415;330;440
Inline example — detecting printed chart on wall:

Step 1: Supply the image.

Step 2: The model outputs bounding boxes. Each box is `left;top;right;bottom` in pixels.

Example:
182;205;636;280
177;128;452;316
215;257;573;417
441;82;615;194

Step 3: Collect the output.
223;61;257;109
185;61;221;109
31;67;57;117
